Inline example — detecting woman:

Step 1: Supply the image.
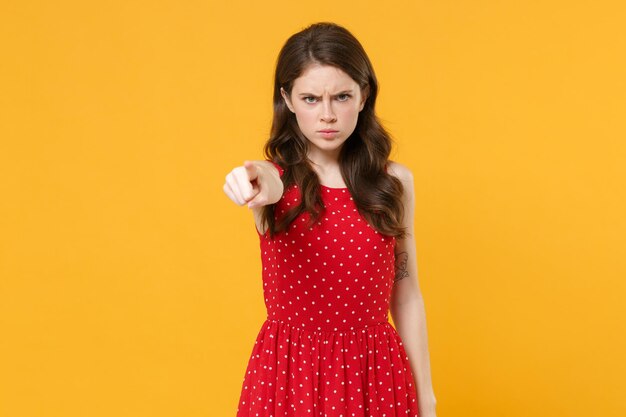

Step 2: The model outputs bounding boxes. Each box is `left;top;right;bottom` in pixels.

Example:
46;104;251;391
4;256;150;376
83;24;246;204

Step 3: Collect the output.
224;21;437;417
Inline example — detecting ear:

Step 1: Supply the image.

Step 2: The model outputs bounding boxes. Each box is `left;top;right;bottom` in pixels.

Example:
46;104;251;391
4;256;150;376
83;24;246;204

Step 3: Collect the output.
280;87;295;113
359;85;370;112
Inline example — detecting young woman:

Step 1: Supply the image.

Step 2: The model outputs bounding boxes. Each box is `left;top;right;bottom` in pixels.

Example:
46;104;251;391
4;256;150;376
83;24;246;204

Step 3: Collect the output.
223;22;437;417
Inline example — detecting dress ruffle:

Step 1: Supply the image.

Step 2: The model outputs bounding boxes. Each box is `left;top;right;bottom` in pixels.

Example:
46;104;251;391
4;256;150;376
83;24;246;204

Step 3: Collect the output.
237;318;420;417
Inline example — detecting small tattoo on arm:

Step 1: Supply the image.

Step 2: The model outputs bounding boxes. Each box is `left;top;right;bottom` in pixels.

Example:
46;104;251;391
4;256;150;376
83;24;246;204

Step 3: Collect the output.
394;251;409;283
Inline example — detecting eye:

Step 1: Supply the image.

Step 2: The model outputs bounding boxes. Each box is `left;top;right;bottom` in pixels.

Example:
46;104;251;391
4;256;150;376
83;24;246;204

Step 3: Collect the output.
303;96;317;104
337;94;352;101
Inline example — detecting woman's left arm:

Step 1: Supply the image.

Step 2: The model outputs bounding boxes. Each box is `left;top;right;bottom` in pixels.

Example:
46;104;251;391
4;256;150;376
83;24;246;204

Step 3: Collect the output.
387;162;438;417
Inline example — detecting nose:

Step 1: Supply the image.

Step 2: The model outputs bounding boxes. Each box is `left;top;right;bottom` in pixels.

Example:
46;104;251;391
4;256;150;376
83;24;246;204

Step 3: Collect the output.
320;98;337;122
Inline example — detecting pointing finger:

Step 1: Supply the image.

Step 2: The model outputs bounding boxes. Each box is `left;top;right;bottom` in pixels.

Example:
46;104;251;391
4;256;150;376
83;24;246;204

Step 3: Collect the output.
244;160;259;183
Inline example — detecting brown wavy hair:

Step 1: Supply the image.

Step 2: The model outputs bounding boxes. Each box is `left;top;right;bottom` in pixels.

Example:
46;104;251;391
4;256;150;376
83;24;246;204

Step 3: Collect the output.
261;22;407;240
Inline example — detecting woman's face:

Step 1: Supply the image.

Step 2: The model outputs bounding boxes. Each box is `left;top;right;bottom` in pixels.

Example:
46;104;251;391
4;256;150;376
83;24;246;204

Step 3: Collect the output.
281;64;368;161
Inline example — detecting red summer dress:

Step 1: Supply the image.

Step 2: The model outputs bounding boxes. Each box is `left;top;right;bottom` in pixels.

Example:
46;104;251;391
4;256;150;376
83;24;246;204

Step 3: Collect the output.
236;160;420;417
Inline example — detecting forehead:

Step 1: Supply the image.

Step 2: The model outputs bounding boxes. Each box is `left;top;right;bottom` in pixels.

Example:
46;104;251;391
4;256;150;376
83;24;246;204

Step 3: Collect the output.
292;64;358;92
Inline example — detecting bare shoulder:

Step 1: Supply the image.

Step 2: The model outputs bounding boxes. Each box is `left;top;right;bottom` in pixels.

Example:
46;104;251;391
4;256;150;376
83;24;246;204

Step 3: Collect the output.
386;160;415;207
386;160;414;184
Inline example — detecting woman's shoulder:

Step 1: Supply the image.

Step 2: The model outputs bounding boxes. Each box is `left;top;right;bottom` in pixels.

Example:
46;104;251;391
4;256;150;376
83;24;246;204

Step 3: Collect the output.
386;160;414;184
386;160;414;207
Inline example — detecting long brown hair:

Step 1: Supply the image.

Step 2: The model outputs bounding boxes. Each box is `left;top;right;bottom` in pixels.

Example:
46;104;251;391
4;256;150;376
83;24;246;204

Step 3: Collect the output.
261;22;407;240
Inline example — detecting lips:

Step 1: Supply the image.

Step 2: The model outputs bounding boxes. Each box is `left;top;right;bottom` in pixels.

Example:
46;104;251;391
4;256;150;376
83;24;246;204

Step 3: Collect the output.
319;130;339;139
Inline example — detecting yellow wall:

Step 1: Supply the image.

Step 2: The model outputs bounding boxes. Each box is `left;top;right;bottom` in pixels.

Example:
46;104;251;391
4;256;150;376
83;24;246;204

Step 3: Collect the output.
1;1;624;416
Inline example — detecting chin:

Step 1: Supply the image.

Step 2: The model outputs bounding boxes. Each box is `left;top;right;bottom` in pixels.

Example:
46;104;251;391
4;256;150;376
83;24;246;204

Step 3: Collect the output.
313;142;344;151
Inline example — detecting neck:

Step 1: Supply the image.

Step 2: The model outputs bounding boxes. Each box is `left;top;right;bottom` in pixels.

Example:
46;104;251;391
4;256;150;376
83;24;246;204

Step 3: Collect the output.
306;148;341;169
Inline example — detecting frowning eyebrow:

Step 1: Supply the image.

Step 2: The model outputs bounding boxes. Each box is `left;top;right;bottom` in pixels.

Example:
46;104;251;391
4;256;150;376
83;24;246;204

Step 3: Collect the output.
297;90;354;97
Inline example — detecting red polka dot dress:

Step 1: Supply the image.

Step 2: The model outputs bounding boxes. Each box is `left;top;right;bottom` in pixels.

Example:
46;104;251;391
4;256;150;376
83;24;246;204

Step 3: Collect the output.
236;160;420;417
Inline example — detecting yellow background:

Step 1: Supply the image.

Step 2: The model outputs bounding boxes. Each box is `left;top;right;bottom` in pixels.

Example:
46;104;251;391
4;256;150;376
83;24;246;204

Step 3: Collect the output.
1;1;625;416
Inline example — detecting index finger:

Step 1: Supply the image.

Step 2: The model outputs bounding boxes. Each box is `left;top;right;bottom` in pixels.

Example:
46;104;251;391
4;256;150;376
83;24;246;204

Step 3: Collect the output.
243;160;258;182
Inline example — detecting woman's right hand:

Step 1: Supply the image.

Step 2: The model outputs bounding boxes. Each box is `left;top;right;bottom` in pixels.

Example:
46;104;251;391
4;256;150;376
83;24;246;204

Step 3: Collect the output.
223;160;284;209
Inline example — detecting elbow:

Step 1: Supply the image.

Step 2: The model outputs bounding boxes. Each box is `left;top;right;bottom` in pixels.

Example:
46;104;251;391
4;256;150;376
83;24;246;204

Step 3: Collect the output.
390;280;423;305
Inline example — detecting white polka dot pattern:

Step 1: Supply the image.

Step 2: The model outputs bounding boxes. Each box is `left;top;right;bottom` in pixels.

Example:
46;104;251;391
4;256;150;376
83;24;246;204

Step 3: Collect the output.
237;161;420;417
